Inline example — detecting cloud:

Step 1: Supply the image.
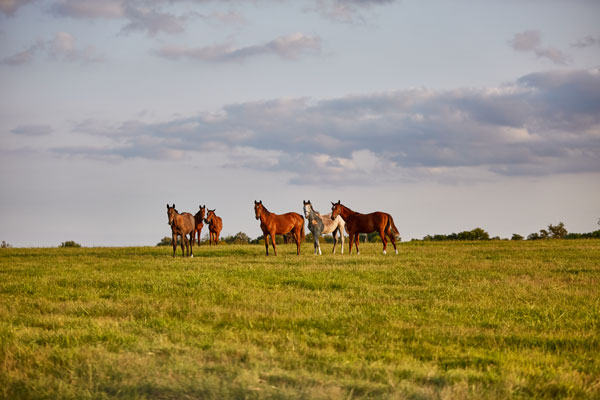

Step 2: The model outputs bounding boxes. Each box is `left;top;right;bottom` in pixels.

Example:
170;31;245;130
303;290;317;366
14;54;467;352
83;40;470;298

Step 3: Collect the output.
55;69;600;184
10;124;53;136
1;32;105;65
571;35;600;49
509;30;569;65
120;6;188;36
309;0;396;23
156;33;322;62
49;0;125;18
0;0;35;16
0;43;39;65
509;30;540;51
50;0;191;36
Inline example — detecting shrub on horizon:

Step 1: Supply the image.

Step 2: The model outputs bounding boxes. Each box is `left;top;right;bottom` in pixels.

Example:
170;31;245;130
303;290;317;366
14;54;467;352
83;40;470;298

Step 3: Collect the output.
59;241;81;248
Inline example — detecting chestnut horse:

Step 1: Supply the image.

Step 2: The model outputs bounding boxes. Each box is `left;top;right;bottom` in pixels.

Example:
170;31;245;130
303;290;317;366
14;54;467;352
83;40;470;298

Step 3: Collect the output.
254;200;304;256
330;201;399;255
205;209;223;246
193;205;206;245
166;204;195;257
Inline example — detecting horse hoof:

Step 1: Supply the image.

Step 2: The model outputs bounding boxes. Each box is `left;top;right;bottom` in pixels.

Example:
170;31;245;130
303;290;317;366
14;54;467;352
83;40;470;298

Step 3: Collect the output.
395;250;399;255
191;254;194;258
383;250;387;255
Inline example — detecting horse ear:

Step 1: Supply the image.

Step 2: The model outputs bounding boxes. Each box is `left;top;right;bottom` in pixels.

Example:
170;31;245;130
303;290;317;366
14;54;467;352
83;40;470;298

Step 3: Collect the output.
167;204;169;209
173;204;176;208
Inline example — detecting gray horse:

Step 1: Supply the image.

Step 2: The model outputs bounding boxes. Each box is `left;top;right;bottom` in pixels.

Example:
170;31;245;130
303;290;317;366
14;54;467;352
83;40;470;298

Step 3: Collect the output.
303;200;346;255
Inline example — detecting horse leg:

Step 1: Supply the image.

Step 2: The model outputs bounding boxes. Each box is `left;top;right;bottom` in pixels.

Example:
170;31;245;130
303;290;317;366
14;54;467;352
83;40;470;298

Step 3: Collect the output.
379;227;388;255
340;228;344;254
271;232;278;256
331;228;338;254
189;233;194;258
355;234;360;255
172;233;177;258
264;234;269;256
316;231;322;255
180;235;186;257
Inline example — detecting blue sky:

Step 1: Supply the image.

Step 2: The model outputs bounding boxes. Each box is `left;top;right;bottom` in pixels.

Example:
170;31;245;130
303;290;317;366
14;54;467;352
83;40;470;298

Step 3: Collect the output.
1;0;599;246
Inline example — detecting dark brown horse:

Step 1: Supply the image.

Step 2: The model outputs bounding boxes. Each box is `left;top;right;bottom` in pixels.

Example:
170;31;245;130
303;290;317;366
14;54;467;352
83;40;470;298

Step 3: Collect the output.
254;200;304;256
193;205;206;245
167;204;195;257
205;209;223;246
330;201;399;255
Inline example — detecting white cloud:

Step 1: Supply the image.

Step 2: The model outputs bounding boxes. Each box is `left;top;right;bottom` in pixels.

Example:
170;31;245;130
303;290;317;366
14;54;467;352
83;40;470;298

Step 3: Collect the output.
571;35;600;49
52;69;600;185
509;30;570;65
0;0;34;16
156;33;322;63
10;124;53;136
309;0;396;23
1;32;105;65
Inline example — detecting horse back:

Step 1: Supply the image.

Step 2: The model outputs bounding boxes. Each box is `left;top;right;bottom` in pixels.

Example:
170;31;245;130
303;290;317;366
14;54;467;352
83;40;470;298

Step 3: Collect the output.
174;213;195;234
348;211;388;234
271;212;303;235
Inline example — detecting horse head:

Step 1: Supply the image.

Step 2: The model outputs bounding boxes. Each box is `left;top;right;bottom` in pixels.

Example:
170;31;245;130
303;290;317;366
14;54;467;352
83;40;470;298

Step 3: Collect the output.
254;200;263;220
330;200;342;220
167;203;177;225
303;200;312;219
205;209;216;224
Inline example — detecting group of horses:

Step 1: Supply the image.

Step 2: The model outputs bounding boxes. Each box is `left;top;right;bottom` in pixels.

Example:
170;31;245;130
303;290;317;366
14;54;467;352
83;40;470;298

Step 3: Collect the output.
166;204;223;257
167;201;399;257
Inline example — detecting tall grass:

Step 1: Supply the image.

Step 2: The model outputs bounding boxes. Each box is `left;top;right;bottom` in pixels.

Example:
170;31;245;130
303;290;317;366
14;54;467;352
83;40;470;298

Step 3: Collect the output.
1;240;599;399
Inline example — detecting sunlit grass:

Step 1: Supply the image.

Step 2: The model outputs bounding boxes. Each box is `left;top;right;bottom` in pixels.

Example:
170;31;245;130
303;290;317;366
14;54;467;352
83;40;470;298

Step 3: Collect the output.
1;240;599;399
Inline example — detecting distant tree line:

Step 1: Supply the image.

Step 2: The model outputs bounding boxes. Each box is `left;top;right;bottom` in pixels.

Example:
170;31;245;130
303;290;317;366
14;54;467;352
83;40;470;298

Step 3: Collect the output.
418;222;600;242
422;228;490;242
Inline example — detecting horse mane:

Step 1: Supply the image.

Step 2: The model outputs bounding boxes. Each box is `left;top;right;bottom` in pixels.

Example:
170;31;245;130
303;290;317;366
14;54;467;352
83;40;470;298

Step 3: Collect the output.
260;204;272;216
339;203;356;215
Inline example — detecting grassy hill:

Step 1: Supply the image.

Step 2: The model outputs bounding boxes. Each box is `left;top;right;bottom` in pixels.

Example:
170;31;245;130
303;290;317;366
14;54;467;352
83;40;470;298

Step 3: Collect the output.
1;240;599;399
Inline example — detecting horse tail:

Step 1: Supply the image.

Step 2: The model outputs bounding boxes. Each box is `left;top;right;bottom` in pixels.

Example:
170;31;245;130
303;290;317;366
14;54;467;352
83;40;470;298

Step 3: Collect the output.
387;214;400;238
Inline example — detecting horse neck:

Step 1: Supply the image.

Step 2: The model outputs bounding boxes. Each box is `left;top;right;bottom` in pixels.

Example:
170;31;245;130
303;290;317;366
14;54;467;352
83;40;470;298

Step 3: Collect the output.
173;211;186;228
339;204;356;219
259;207;272;224
309;208;320;221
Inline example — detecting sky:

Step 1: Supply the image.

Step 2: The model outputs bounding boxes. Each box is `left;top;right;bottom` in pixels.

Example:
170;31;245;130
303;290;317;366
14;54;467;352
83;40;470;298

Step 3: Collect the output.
1;0;599;247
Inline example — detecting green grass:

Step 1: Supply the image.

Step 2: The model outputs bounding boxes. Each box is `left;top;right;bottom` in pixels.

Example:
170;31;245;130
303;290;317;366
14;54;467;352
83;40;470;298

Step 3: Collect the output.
1;240;599;399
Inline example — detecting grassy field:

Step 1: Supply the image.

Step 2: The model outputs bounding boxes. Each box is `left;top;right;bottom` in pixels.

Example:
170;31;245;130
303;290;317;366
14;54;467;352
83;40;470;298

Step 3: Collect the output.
1;240;599;399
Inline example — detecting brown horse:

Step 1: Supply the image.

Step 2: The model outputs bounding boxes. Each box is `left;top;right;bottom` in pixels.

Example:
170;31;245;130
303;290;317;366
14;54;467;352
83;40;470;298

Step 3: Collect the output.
205;209;223;246
254;200;304;256
193;205;206;245
330;201;399;255
167;204;195;257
